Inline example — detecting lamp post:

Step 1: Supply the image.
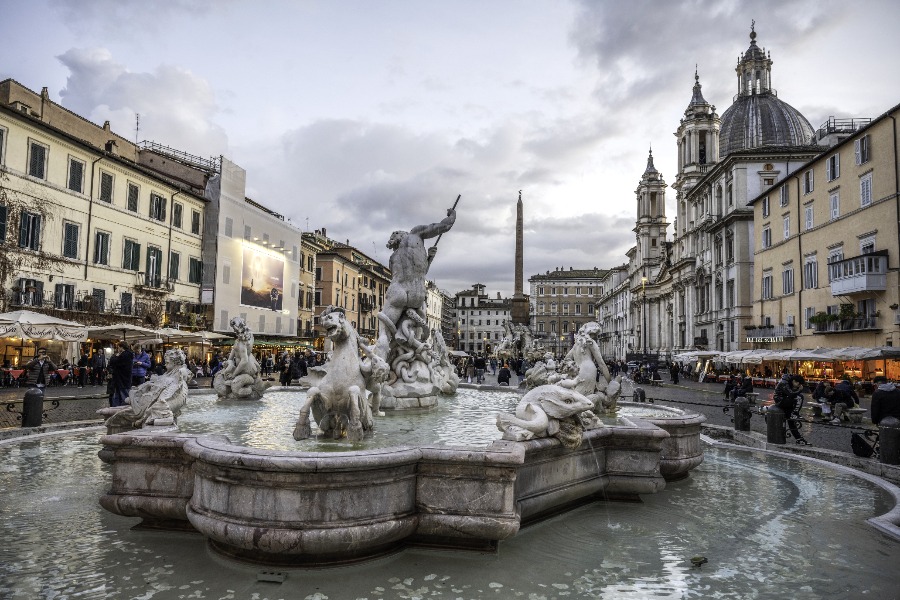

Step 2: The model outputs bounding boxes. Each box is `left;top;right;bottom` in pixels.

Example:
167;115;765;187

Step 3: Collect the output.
641;275;648;358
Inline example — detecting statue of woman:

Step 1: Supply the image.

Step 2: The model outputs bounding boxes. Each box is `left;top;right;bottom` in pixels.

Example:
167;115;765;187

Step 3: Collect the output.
105;348;191;429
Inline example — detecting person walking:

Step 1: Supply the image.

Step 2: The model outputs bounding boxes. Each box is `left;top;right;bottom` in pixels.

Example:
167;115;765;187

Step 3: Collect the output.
90;349;108;386
474;354;486;384
77;350;90;388
107;341;134;407
131;346;152;387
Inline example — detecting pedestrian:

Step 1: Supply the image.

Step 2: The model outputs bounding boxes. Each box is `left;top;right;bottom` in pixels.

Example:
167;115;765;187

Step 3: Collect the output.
871;376;900;425
279;353;293;386
497;362;511;386
669;362;679;384
25;348;57;389
77;350;90;388
293;351;308;379
465;357;475;383
91;349;108;385
490;357;497;375
107;341;134;407
771;374;806;443
474;354;486;384
131;346;152;387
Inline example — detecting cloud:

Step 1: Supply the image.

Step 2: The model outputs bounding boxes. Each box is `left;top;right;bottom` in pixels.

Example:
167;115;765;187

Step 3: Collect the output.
56;47;228;156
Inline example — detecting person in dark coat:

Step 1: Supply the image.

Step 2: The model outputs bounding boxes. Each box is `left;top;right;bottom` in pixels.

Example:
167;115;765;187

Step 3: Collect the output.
772;375;806;442
76;351;90;388
90;349;108;385
25;348;57;388
870;376;900;425
497;363;512;386
107;341;134;407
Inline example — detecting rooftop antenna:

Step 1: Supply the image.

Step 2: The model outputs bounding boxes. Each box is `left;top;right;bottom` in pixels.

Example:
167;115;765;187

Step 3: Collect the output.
135;113;140;144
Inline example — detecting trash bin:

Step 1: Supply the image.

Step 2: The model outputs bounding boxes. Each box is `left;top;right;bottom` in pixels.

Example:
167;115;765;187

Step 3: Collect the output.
21;387;45;427
734;396;752;432
766;406;787;444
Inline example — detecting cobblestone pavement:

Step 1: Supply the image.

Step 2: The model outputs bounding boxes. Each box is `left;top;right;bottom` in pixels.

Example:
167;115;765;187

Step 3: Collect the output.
1;373;877;455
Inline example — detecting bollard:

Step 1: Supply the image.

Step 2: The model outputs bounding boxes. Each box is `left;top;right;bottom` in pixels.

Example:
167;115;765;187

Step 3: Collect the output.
879;416;900;466
633;387;646;403
766;406;787;444
21;387;45;428
733;396;752;432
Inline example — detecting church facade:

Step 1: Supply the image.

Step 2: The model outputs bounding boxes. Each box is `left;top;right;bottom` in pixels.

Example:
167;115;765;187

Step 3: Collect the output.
596;27;825;360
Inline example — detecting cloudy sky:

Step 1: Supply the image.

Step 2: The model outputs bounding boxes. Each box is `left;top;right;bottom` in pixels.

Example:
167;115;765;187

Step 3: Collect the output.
2;0;898;296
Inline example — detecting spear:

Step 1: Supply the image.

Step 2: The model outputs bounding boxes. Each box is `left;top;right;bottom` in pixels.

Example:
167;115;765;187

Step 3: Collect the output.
431;194;461;250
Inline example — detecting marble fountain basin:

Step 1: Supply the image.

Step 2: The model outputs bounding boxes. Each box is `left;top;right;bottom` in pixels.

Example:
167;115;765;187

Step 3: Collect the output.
98;389;705;565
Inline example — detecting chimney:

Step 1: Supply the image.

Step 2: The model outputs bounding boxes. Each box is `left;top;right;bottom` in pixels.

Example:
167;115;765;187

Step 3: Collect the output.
322;227;327;238
497;292;501;299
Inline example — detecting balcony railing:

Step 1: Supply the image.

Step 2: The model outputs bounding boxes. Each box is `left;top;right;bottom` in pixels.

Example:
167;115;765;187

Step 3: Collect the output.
745;325;796;339
813;316;880;334
829;252;887;295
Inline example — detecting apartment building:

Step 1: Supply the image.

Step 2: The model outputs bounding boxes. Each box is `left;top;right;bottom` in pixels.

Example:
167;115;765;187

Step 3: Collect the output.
529;267;607;356
454;284;511;354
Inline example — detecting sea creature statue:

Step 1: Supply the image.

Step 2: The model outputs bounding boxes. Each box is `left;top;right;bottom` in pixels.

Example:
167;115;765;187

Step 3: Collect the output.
105;349;191;429
556;322;621;413
497;321;536;360
524;352;558;389
496;385;599;449
213;316;267;400
374;205;457;407
293;306;385;441
429;328;459;394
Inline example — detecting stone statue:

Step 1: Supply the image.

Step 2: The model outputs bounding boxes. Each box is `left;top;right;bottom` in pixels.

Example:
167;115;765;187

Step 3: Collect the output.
429;328;459;395
293;306;389;441
375;207;456;408
524;352;558;389
496;385;600;449
556;322;622;413
105;348;191;430
496;321;536;361
214;317;267;400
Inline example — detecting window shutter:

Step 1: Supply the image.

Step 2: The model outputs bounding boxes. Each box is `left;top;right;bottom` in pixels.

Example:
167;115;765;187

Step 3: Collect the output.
834;153;840;178
19;214;28;248
855;139;861;165
825;158;831;181
0;204;6;242
35;281;44;302
161;199;167;222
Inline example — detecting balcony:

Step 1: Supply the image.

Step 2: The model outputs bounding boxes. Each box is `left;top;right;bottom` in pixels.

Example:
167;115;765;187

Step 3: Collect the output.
829;252;887;296
744;325;795;341
813;316;880;334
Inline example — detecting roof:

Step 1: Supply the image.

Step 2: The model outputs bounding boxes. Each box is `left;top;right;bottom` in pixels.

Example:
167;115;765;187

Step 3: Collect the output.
719;93;816;158
530;268;610;281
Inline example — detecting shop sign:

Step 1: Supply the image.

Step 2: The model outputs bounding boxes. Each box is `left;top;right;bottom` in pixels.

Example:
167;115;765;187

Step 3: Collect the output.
745;336;785;343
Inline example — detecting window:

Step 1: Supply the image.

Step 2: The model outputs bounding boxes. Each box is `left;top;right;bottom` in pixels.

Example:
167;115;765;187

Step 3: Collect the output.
67;157;84;193
783;216;790;240
146;246;163;287
860;172;873;207
189;258;202;284
99;171;113;203
222;259;231;284
780;185;789;207
62;222;79;259
587;304;594;315
860;235;875;255
826;153;840;181
827;248;844;282
121;292;133;316
537;286;544;295
805;205;814;230
574;304;582;315
93;231;110;265
172;203;183;228
762;271;773;299
28;141;47;179
92;288;106;313
18;212;41;250
762;196;770;217
244;224;251;239
804;306;815;330
224;217;233;238
538;301;545;313
0;204;6;242
726;279;735;308
855;135;871;165
830;192;840;220
803;170;814;194
0;127;5;165
562;303;569;316
54;283;74;309
126;183;139;212
169;251;180;280
537;321;545;333
123;239;141;271
149;193;167;221
804;257;818;289
782;267;794;295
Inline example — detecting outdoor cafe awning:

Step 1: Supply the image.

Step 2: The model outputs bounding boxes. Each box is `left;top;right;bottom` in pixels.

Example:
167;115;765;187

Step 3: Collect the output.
0;310;87;342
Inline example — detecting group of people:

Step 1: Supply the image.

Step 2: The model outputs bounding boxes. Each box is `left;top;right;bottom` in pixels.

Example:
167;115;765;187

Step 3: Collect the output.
256;350;323;386
455;355;530;386
812;379;861;424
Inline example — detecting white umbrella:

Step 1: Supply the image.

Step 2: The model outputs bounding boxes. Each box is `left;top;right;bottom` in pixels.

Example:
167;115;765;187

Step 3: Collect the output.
86;323;159;341
0;309;87;342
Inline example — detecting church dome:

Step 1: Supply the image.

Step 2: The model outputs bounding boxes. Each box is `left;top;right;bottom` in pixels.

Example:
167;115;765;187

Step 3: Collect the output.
718;25;815;158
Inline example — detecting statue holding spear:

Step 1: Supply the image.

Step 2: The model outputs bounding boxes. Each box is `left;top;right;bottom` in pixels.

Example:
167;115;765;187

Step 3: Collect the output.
375;196;459;363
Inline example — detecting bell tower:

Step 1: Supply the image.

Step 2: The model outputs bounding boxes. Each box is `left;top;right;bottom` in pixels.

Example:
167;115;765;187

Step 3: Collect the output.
634;148;668;270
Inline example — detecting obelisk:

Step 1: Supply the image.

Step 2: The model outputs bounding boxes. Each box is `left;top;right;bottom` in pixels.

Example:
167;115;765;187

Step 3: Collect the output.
511;190;530;325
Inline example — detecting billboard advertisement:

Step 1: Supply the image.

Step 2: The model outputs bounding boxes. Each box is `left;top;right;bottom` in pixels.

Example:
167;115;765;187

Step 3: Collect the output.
240;247;284;311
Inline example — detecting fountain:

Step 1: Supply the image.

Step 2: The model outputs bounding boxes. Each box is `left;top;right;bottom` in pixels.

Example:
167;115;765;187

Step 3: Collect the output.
212;316;268;400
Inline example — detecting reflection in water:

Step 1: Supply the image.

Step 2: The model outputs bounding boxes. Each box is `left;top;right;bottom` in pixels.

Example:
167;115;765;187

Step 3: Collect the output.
0;430;897;598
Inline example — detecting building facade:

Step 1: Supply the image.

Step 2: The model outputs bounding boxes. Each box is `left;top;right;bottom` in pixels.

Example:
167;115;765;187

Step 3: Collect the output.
748;104;899;351
528;267;607;357
0;80;207;360
454;284;511;354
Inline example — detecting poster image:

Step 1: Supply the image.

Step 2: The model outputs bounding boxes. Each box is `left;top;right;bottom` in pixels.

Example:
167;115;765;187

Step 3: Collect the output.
240;247;284;311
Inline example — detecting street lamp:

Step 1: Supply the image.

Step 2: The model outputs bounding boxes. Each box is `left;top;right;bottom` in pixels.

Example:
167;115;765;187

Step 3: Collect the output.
641;275;648;358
